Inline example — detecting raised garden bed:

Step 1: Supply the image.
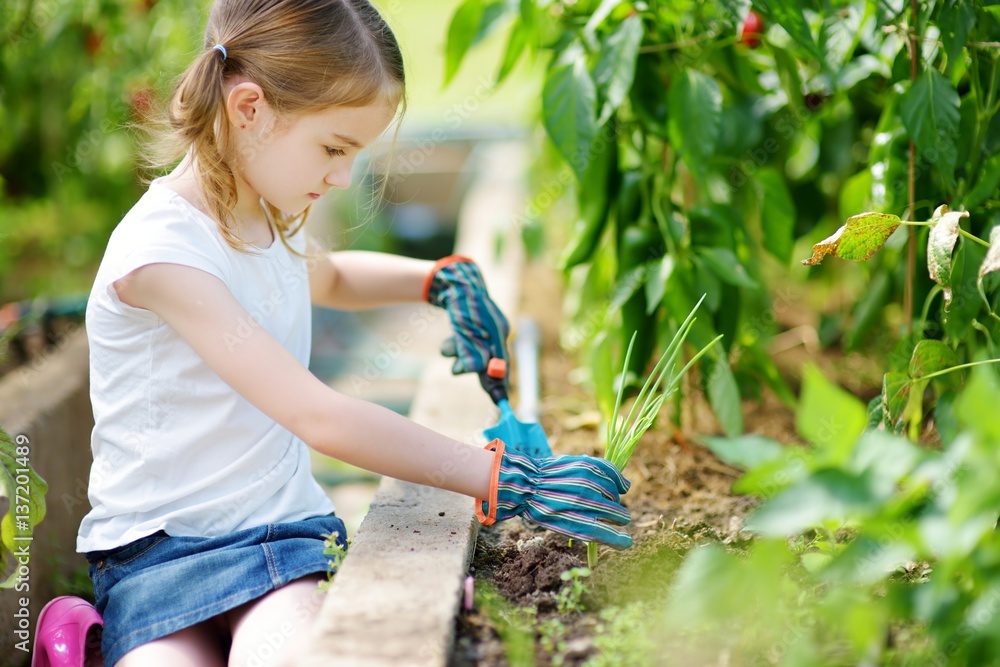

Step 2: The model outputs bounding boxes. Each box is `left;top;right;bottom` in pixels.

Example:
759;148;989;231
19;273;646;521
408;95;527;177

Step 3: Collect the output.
449;261;813;667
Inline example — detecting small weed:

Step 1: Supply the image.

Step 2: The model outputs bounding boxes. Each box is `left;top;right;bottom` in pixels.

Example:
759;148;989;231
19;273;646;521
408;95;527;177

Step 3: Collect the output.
584;601;659;667
474;580;536;667
556;567;591;614
538;616;569;666
317;531;349;593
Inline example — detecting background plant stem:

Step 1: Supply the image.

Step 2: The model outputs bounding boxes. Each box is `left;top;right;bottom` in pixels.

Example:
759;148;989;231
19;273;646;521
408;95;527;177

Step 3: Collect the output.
905;0;919;336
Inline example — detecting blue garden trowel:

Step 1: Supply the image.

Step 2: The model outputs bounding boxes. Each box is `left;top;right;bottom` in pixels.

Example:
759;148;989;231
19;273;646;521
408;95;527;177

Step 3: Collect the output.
480;357;552;458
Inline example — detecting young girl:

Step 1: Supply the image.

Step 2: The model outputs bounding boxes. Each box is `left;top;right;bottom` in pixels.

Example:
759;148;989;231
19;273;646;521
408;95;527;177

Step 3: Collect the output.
30;1;632;665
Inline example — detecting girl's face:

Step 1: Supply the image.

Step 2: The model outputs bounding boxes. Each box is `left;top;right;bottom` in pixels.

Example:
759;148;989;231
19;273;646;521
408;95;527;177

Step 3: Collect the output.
231;94;397;216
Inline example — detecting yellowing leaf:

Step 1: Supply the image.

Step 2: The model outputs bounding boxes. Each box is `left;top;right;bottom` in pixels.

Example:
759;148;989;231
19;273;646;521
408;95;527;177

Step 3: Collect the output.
927;205;968;307
976;226;1000;318
802;213;902;266
978;226;1000;283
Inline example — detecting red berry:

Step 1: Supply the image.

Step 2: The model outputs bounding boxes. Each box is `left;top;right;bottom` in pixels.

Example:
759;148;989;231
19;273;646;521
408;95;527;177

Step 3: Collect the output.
740;10;764;48
85;30;102;57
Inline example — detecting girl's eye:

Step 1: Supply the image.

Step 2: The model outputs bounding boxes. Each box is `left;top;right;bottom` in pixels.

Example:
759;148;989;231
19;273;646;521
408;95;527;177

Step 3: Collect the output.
325;147;346;157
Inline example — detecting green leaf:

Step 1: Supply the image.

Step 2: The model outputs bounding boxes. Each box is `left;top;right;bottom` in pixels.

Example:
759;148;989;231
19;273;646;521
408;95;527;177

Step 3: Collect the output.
496;17;529;85
696;248;757;289
848;431;923;495
707;356;743;437
955;362;1000;442
772;47;804;122
938;0;976;75
818;4;864;73
801;213;902;266
693;257;722;312
900;68;961;184
905;341;962;437
927;205;968;307
701;434;783;470
593;15;644;125
796;364;867;461
732;448;810;496
473;2;508;45
745;469;879;536
964;153;1000;211
645;255;674;315
881;371;910;433
755;0;823;61
667;70;722;172
543;49;598;182
444;0;485;87
800;550;833;574
589;330;617;427
583;0;625;42
944;242;988;340
909;339;961;382
754;168;796;264
718;0;752;27
607;264;649;317
0;428;48;588
825;536;915;585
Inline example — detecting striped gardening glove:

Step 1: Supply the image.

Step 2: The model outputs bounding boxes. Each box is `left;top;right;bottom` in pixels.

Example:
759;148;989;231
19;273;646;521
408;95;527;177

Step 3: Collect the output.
424;255;510;384
475;439;633;550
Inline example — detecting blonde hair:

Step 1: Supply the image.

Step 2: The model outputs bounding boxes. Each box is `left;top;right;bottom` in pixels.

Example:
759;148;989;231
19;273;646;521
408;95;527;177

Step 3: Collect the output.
142;0;406;258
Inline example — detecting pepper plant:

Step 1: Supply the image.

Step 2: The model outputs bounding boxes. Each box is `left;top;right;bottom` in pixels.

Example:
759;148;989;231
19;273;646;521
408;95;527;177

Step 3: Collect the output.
444;0;976;437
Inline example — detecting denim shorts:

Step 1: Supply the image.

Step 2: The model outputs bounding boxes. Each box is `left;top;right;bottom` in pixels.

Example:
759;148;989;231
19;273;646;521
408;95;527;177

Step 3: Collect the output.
84;512;347;667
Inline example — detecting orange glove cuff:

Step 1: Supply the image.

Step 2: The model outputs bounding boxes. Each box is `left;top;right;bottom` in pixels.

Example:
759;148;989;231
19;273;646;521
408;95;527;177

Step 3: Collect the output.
474;438;505;526
422;254;476;302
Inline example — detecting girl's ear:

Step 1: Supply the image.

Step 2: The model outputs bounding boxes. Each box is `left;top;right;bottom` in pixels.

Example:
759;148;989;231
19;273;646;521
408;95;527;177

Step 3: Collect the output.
226;81;266;129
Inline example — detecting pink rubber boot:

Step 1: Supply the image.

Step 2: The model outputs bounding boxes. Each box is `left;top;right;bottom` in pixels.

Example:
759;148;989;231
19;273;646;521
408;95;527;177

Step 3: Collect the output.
31;596;103;667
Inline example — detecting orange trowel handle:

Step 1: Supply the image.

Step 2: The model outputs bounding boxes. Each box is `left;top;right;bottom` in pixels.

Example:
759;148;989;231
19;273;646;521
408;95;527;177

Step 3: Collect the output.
478;358;508;405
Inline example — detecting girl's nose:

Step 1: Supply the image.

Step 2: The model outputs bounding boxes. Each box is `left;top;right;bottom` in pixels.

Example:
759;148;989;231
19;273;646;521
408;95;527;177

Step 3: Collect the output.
325;164;352;190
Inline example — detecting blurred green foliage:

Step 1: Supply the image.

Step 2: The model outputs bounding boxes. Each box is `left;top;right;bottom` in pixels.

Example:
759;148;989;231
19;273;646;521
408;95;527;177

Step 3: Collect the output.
670;362;1000;665
0;0;204;302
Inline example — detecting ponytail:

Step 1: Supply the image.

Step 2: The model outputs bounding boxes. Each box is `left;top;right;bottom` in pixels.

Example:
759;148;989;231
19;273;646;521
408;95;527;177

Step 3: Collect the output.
167;43;254;253
138;0;406;258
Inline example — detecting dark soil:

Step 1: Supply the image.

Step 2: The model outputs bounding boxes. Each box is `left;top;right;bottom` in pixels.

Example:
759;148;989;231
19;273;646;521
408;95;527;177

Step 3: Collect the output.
448;260;817;667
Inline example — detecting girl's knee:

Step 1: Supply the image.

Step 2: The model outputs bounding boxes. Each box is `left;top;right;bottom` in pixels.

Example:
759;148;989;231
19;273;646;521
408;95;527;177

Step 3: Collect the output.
227;574;327;667
116;620;227;667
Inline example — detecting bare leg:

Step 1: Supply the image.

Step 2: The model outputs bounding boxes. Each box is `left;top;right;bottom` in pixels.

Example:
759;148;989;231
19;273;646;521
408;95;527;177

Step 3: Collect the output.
225;573;327;667
114;617;228;667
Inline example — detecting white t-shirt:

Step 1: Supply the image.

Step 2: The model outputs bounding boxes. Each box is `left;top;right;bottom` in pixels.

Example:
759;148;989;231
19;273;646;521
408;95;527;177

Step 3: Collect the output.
77;180;335;553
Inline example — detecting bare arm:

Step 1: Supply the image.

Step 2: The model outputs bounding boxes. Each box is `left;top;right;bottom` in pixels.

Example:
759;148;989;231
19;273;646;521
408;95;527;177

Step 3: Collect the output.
308;248;435;310
113;262;494;498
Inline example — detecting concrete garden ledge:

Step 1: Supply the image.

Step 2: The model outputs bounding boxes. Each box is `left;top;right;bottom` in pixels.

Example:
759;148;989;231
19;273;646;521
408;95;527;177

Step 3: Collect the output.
304;140;529;667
